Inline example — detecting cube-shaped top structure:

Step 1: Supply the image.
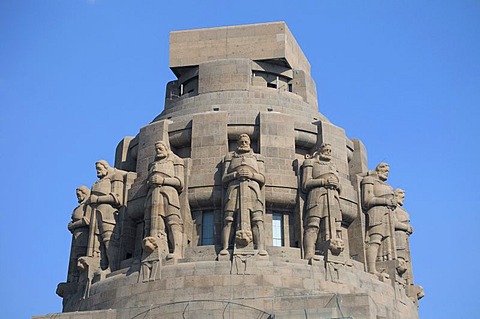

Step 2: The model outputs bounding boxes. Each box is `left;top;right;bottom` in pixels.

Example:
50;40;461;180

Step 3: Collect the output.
170;21;311;75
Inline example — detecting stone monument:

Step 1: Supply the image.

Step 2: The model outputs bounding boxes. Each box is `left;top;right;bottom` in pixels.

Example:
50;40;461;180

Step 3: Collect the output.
66;186;91;283
220;133;267;257
302;143;344;261
36;22;423;319
143;140;185;260
361;162;397;278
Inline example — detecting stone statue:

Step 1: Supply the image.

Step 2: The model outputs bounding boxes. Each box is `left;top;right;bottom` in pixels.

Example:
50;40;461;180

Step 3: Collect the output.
220;134;267;256
361;162;397;277
143;141;185;260
66;186;91;283
393;189;414;277
302;143;344;260
86;160;125;272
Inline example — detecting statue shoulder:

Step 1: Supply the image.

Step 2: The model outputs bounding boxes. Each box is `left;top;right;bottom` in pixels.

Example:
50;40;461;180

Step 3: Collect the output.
111;169;125;182
395;206;410;218
224;152;235;161
361;175;376;185
253;152;264;162
171;154;184;166
303;158;315;167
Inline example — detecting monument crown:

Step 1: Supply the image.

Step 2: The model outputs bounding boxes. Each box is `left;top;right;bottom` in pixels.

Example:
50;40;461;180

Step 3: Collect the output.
169;21;311;73
37;22;422;319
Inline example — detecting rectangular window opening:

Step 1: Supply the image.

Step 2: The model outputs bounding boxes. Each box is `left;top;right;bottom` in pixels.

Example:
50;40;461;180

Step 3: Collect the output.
267;82;277;89
272;212;283;247
201;211;214;245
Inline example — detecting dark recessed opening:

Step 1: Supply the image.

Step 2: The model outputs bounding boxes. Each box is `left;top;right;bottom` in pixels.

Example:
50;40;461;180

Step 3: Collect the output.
267;82;277;89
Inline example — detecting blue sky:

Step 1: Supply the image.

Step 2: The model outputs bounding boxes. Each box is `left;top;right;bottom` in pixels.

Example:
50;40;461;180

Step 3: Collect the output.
1;1;479;318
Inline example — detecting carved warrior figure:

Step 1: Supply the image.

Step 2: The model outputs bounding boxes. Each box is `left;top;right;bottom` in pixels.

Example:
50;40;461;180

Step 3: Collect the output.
361;162;397;276
393;189;413;277
302;143;344;259
86;160;125;272
220;134;267;256
143;141;184;260
66;186;91;283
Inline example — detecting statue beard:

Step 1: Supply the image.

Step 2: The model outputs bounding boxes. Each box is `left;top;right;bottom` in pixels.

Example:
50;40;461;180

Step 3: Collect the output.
378;172;388;181
156;152;168;160
318;154;331;161
237;145;251;153
97;171;108;179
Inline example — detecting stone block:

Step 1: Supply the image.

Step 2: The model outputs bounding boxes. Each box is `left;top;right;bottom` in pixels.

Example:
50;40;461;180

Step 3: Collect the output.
171;22;310;74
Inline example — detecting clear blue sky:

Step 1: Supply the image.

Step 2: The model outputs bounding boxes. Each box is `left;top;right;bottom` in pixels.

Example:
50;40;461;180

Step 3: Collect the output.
1;1;479;318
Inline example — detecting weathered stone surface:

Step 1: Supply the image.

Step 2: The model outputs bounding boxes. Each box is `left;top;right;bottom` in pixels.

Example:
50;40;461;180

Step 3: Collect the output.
143;140;185;261
38;22;422;319
219;134;267;257
302;143;345;260
170;22;311;74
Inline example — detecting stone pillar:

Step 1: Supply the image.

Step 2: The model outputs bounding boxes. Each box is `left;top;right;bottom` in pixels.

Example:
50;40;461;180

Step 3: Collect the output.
189;111;228;210
198;59;251;94
260;111;297;210
115;136;136;172
347;138;369;265
259;111;296;247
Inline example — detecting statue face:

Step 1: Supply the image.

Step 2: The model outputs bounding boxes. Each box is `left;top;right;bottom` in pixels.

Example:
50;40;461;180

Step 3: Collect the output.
237;136;251;153
395;191;405;206
396;258;407;275
77;258;87;272
95;163;108;178
319;145;332;161
76;190;87;203
377;165;389;181
142;237;158;253
329;238;345;255
155;143;169;159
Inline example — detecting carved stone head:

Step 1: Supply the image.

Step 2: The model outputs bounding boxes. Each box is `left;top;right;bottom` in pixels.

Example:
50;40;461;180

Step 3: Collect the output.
77;257;88;272
236;133;251;153
317;143;333;162
375;162;390;181
396;257;408;275
142;236;159;254
235;229;253;247
154;141;170;160
329;238;345;255
394;188;405;206
416;285;425;300
95;160;111;179
76;185;90;204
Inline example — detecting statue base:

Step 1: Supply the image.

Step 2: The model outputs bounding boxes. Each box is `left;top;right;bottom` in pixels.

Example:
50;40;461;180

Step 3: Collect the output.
40;249;419;319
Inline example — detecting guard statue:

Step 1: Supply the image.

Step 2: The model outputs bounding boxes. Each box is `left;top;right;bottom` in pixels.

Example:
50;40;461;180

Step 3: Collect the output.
66;186;91;283
393;188;413;278
143;141;185;260
220;134;267;256
302;143;344;260
361;162;397;277
86;160;125;272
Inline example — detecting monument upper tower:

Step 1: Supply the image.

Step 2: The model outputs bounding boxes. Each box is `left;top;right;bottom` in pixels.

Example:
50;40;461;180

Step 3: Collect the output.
36;22;422;319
